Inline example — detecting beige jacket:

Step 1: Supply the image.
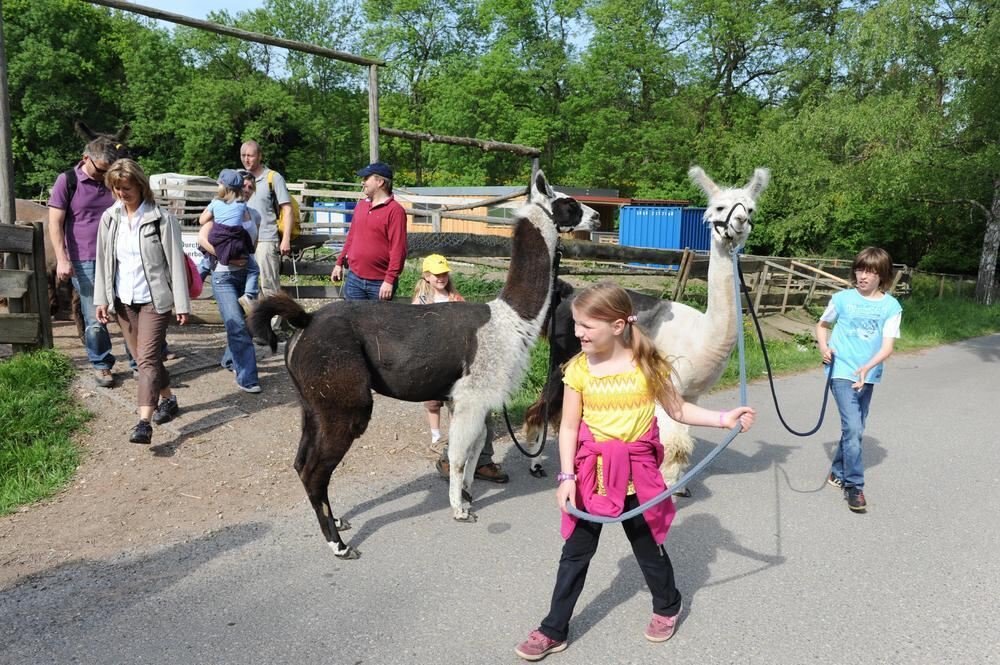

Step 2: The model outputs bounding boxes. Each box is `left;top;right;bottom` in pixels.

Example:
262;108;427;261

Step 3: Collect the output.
94;201;191;315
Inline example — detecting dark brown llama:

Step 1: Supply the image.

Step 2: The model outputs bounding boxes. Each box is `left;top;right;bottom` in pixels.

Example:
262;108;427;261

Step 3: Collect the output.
250;171;599;558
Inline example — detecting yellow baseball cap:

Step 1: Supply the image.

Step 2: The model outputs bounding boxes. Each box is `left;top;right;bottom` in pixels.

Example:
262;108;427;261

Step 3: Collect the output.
422;254;451;274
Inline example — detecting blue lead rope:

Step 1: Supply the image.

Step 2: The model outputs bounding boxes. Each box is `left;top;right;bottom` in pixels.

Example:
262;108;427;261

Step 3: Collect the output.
565;248;748;524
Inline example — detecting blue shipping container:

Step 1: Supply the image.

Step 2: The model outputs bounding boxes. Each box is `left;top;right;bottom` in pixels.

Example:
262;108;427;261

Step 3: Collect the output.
313;201;356;236
618;206;708;269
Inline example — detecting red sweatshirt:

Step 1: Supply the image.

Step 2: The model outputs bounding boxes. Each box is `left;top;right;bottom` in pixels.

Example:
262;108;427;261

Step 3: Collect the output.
336;196;408;282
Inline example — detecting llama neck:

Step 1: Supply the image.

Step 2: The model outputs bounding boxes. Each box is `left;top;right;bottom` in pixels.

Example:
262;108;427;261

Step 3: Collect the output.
701;238;738;346
498;217;554;323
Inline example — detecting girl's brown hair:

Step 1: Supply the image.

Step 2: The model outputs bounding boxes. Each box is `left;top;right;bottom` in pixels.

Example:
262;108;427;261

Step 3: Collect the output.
105;158;155;206
569;282;680;409
852;247;894;291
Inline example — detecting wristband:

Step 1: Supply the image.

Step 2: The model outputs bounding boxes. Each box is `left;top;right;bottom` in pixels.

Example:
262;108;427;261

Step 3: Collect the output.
719;411;725;428
556;472;577;483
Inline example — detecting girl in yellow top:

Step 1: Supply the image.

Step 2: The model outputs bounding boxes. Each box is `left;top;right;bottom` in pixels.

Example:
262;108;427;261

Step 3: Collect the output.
515;282;755;661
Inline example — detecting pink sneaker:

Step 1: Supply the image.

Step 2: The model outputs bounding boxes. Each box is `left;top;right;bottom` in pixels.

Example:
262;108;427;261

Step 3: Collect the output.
515;629;567;661
645;606;681;642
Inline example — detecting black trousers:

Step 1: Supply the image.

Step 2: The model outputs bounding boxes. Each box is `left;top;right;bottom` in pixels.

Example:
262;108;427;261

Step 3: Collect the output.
539;494;682;642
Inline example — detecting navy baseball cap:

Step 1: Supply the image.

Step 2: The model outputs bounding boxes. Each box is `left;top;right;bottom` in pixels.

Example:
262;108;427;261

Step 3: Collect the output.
218;168;243;189
356;162;394;180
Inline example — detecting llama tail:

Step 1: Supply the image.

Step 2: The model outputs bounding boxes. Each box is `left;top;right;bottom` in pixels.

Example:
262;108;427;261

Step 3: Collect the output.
248;292;313;351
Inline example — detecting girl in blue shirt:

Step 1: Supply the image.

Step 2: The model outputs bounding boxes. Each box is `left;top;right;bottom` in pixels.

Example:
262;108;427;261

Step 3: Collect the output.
815;247;902;513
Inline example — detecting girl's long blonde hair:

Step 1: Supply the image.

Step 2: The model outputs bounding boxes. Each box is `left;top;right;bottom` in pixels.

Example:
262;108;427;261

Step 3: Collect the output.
412;271;460;302
569;282;679;408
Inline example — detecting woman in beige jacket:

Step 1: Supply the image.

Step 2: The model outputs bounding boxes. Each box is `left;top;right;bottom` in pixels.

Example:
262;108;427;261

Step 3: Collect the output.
94;159;190;444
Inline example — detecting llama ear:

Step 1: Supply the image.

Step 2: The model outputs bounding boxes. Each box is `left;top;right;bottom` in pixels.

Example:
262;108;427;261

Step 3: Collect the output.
74;120;97;141
746;168;771;200
688;166;719;198
532;170;553;201
114;124;132;144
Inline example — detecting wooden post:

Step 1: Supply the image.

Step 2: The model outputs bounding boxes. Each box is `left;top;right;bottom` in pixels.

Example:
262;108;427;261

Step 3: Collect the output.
753;263;770;312
889;268;904;295
780;267;794;314
805;273;818;307
431;211;441;234
672;249;691;300
0;14;18;272
938;274;946;299
368;64;379;164
28;222;52;348
676;249;694;301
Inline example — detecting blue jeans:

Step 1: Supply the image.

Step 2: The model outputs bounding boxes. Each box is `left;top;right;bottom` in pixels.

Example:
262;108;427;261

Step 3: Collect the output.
343;271;396;301
212;269;259;389
71;260;115;370
829;379;874;489
243;255;260;301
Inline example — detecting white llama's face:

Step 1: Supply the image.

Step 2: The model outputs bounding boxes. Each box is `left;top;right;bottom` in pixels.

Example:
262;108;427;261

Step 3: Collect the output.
689;167;770;248
529;170;601;233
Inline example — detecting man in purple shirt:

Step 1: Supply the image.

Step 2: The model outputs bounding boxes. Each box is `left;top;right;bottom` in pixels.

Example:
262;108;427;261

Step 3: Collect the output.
48;136;124;387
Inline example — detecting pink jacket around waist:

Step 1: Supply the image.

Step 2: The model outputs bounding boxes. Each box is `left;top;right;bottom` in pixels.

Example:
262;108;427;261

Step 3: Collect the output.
560;420;676;544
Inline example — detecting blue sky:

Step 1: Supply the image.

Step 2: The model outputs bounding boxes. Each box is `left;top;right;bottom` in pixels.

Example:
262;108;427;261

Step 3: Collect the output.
137;0;264;23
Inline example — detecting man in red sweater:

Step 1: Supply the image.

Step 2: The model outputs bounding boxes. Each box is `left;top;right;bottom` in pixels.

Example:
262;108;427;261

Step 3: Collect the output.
331;162;408;300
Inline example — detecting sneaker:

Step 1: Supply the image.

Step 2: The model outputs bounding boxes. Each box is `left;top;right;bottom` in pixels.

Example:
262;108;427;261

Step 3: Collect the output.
475;462;510;484
239;383;262;394
845;486;867;512
238;295;254;314
129;419;152;444
645;603;682;642
94;368;114;388
515;630;567;661
827;472;844;490
151;395;179;425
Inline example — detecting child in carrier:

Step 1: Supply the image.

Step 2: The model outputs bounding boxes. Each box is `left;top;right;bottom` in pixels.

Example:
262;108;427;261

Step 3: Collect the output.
198;169;255;270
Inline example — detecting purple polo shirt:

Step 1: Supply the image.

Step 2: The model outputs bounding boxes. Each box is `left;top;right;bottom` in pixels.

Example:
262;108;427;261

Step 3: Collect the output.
47;161;115;261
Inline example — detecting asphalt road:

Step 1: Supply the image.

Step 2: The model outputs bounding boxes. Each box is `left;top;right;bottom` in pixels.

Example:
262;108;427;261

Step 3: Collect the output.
3;335;999;665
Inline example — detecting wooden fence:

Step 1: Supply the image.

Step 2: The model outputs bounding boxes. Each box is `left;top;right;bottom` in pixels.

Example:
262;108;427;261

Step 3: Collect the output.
0;222;53;353
145;180;925;321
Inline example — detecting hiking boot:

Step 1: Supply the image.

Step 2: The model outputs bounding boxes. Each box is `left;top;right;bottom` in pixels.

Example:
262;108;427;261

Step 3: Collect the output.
645;604;682;642
151;395;179;425
845;486;867;512
515;630;567;661
129;419;152;444
475;462;509;484
94;368;114;388
827;472;844;490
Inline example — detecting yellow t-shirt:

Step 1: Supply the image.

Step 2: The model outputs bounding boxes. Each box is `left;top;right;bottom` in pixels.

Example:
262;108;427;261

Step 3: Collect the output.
563;353;658;443
563;353;666;496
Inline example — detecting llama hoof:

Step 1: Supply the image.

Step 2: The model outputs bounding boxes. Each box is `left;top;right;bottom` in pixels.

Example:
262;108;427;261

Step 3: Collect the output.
332;517;352;531
328;541;360;559
529;463;547;478
453;509;478;523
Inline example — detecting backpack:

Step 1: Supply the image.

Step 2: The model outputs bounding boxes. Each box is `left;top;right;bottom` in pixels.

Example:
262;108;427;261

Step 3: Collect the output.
267;170;301;239
126;211;203;300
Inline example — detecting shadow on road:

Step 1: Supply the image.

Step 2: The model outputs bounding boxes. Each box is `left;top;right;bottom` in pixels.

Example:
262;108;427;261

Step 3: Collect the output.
0;522;270;655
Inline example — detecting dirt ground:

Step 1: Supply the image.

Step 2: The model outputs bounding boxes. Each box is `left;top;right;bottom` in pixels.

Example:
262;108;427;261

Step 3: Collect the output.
0;317;446;587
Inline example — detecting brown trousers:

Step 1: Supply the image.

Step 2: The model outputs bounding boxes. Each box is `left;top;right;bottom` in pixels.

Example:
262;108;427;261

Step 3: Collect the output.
114;301;171;407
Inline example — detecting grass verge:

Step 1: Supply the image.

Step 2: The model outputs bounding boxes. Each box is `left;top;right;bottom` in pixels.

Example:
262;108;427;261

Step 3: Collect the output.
0;349;91;515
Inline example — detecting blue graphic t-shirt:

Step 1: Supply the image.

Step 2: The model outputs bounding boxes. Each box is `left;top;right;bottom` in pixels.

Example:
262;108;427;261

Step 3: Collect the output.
821;289;902;384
